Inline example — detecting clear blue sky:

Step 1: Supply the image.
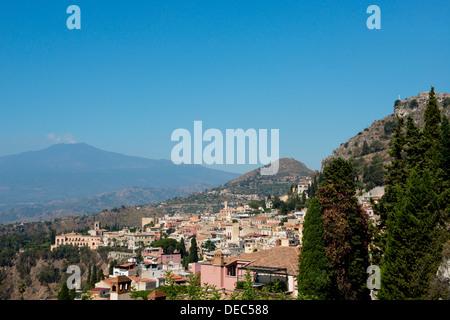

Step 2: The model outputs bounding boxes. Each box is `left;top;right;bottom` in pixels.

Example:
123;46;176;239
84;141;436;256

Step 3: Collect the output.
0;0;449;173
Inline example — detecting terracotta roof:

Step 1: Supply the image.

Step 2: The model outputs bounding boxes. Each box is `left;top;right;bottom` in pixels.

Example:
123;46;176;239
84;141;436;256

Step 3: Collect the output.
166;273;187;282
117;263;135;268
223;246;300;275
89;287;109;292
148;289;167;299
129;276;155;283
109;275;132;284
100;278;115;285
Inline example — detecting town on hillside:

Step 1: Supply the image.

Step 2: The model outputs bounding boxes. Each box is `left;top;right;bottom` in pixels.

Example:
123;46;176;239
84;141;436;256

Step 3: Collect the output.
49;178;383;300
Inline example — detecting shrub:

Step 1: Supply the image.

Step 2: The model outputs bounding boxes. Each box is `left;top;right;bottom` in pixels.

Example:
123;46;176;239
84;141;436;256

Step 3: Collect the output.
384;120;397;135
38;265;61;285
51;245;80;264
409;99;419;109
443;98;450;109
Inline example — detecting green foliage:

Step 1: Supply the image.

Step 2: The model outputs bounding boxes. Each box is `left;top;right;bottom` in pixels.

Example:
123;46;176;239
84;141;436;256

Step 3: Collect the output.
361;141;370;156
0;231;52;267
130;286;151;300
319;158;371;300
379;169;443;299
187;237;199;263
443;97;450;109
264;280;287;293
370;140;384;153
298;198;331;299
81;292;93;300
57;282;76;300
362;156;385;189
441;116;450;181
151;238;178;254
38;265;61;285
239;269;258;300
202;239;216;252
375;88;449;300
408;99;419;109
51;245;80;264
384;120;398;136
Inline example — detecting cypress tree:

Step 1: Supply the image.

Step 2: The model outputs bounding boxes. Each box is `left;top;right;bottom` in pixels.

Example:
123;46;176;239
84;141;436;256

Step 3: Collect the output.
362;141;370;156
373;116;407;261
97;268;104;282
57;282;71;300
318;158;371;300
188;237;199;263
90;265;97;288
440;115;450;182
177;237;187;257
87;265;92;287
422;86;442;172
377;88;448;299
298;198;331;299
385;116;407;202
378;169;442;299
404;116;423;170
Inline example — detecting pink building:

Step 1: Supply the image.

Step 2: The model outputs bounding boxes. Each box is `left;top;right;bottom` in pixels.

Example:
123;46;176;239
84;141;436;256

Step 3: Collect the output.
160;253;182;264
201;250;248;291
200;246;300;297
183;224;201;237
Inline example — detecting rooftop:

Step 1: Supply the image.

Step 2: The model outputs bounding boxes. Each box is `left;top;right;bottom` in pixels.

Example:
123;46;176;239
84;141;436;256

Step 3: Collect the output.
224;246;300;275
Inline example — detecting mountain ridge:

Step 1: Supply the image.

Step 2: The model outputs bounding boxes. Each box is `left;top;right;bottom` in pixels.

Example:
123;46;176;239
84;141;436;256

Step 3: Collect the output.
155;157;314;215
321;90;450;190
0;143;239;223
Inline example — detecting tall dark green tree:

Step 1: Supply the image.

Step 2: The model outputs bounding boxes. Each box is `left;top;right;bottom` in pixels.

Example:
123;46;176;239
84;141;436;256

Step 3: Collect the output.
188;237;199;263
318;158;371;300
57;282;74;300
361;141;370;156
421;87;442;172
379;169;442;299
377;87;448;300
298;198;331;299
404;116;423;170
176;237;187;257
89;265;97;288
440;115;450;182
372;116;407;260
87;264;92;287
97;268;104;282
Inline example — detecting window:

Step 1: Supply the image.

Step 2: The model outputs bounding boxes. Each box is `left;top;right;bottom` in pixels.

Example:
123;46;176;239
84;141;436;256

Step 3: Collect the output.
227;265;236;277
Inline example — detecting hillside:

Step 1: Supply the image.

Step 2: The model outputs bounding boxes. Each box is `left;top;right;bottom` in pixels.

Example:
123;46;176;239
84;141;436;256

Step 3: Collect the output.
0;184;210;225
155;158;314;214
321;91;450;191
0;204;163;237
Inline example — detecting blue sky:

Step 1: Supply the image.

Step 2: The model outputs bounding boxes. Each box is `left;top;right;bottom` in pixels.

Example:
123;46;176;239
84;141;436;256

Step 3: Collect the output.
0;0;449;173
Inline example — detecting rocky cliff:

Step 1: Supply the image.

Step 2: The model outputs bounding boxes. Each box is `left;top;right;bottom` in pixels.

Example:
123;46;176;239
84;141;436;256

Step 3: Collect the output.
321;91;450;189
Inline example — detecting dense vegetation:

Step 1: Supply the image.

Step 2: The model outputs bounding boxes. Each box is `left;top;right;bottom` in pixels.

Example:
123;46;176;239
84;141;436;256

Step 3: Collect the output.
298;88;449;300
373;88;449;299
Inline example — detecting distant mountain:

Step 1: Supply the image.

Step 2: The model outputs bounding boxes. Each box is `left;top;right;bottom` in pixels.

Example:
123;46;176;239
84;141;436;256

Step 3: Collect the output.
157;158;314;214
0;143;239;223
321;91;450;191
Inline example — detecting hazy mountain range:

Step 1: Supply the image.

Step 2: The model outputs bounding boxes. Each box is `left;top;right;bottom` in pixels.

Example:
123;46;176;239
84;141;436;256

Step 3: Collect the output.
0;143;239;224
